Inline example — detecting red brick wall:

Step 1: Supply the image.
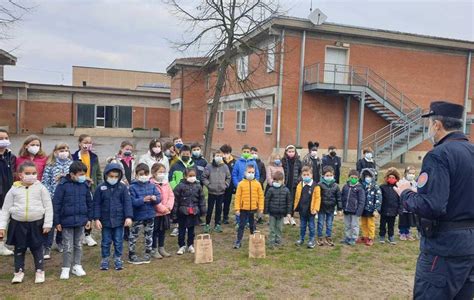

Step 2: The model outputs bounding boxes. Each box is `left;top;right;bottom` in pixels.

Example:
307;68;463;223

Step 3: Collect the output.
22;101;72;134
132;107;145;129
145;107;169;136
169;110;181;138
0;99;17;132
181;68;207;143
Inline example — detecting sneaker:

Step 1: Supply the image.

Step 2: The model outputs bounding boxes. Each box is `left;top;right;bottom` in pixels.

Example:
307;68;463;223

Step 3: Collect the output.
158;247;171;257
233;241;241;249
290;217;297;226
317;238;325;246
11;270;24;284
35;270;45;284
257;217;264;225
203;224;211;234
57;243;64;253
72;265;86;277
214;224;223;233
325;237;335;247
388;236;397;245
365;238;374;246
152;249;163;259
356;237;366;244
44;248;51;260
379;236;386;244
170;227;179;237
295;239;303;246
0;242;14;256
407;234;416;241
142;254;151;264
234;224;239;231
128;254;143;265
177;246;186;255
200;222;206;226
399;234;407;241
348;239;356;246
83;235;97;247
114;258;123;270
283;216;290;225
223;219;230;225
307;240;316;249
60;267;70;280
100;258;109;270
187;245;195;254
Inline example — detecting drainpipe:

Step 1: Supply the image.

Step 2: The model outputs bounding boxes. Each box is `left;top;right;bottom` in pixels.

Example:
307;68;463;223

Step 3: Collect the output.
296;30;306;147
463;51;471;133
180;66;184;138
71;92;75;128
16;88;20;134
276;29;285;151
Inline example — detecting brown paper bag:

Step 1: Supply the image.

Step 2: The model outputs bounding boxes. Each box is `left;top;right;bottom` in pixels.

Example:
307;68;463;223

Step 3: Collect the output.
194;234;213;264
249;231;266;258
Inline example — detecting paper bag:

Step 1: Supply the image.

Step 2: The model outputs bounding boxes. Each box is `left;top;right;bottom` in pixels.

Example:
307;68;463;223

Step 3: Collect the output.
194;234;213;264
249;231;266;258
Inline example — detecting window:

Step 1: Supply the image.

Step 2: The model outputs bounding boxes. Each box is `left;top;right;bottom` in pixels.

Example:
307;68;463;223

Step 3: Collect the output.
264;108;273;134
217;110;224;129
77;104;95;128
205;74;210;91
267;42;275;72
236;55;249;80
76;104;132;128
236;109;247;131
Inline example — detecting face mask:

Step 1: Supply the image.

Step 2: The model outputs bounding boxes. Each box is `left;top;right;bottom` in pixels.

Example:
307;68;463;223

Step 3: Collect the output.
0;139;11;148
245;172;255;180
175;143;183;150
349;178;358;185
287;152;295;158
155;173;167;182
365;153;373;160
214;156;223;164
330;151;336;157
272;182;281;188
22;174;37;184
242;153;252;160
406;174;416;181
192;150;201;158
164;149;172;157
27;145;40;155
152;147;161;155
57;151;69;160
324;176;334;182
187;176;197;183
82;144;93;151
387;178;397;185
181;155;190;162
274;159;281;165
77;175;87;183
365;177;373;184
138;175;150;183
311;151;318;158
107;177;119;185
123;150;132;157
252;154;259;160
428;123;437;145
302;176;312;183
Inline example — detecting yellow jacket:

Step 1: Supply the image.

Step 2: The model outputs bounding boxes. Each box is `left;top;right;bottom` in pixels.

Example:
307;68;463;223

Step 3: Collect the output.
294;181;321;215
234;179;264;213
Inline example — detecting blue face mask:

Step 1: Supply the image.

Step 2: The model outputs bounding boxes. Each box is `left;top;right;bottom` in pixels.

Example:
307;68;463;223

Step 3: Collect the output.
77;175;87;183
364;177;373;184
274;159;281;165
272;182;281;188
302;176;312;183
175;143;183;150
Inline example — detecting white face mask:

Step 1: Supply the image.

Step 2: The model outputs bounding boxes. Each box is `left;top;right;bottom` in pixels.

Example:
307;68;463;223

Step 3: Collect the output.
214;156;224;164
187;176;197;183
406;174;416;181
311;150;318;158
155;173;167;182
22;174;37;184
57;151;69;160
138;175;151;183
245;172;255;180
152;147;161;154
0;139;11;148
365;152;373;160
27;145;40;155
428;122;437;145
107;177;119;185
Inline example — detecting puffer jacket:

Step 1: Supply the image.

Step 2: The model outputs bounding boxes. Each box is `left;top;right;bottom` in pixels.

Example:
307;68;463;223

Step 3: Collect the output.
93;163;133;228
255;159;266;187
129;180;160;221
0;181;53;229
202;161;231;195
264;185;292;217
360;168;382;216
224;155;237;192
41;159;73;195
72;150;102;192
234;178;264;213
172;180;206;219
150;178;174;217
341;183;365;216
16;155;48;181
281;155;302;190
192;155;208;182
53;175;93;228
380;183;402;217
0;149;16;206
231;157;260;188
318;180;342;213
139;151;169;173
266;165;284;186
169;159;195;189
294;181;321;215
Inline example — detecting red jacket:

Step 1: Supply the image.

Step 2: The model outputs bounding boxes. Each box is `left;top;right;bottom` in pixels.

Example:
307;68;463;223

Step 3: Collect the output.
16;155;48;181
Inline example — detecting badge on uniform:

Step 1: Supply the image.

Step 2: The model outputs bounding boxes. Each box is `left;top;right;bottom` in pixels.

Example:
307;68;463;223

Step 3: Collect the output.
417;172;428;188
101;186;108;191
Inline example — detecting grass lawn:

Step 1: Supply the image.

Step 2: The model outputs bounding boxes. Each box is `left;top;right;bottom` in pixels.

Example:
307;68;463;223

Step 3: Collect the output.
0;167;420;299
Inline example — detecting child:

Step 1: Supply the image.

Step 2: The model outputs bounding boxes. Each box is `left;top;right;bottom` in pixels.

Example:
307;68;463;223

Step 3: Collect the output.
164;142;179;168
16;135;48;181
250;146;266;189
173;137;184;153
72;134;102;247
202;150;231;233
220;144;236;225
356;147;377;174
264;171;291;247
398;165;418;241
294;166;321;249
169;145;195;189
341;170;365;245
0;129;15;256
139;139;169;174
150;163;174;259
110;140;137;185
282;144;302;226
379;167;402;245
53;161;93;280
93;163;133;270
266;152;284;191
302;141;322;185
233;165;264;249
317;166;341;246
322;146;341;184
0;161;53;284
172;168;206;254
358;168;382;246
191;143;208;184
128;163;160;264
41;143;73;258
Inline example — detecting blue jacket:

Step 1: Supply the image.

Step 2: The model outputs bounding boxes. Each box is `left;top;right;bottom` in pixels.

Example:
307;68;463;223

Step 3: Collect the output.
341;183;365;216
93;163;133;228
192;155;208;182
53;175;93;228
231;157;260;188
129;180;160;221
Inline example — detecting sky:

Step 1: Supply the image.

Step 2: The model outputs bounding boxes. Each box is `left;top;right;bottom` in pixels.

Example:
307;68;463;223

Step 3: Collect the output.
0;0;473;85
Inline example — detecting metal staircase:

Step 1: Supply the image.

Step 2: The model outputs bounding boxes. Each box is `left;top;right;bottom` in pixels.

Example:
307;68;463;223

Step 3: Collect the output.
303;63;429;166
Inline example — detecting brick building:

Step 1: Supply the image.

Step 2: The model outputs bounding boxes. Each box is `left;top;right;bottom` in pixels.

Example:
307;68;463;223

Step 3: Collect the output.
167;16;474;165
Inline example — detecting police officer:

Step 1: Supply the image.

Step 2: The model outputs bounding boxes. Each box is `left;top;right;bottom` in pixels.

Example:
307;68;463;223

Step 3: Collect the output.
395;101;474;299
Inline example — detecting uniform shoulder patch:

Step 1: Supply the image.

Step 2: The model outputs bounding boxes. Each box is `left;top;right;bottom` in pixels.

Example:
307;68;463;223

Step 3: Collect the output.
100;185;108;191
417;172;428;188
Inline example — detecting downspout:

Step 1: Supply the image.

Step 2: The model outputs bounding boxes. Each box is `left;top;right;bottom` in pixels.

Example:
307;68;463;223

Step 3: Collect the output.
296;30;306;147
180;66;184;138
16;88;20;134
276;29;285;151
463;51;471;133
71;92;75;128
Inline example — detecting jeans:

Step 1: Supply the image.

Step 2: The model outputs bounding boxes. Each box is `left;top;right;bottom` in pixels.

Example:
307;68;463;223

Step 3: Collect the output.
236;210;255;242
206;194;224;225
317;212;335;238
299;215;316;242
101;226;124;259
178;218;195;247
379;215;396;238
222;188;233;222
128;219;154;255
268;215;283;244
62;226;84;268
14;245;44;272
344;214;360;241
44;229;62;249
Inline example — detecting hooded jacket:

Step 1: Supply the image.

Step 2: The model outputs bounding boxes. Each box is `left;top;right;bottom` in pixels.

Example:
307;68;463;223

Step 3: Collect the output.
129;179;161;221
93;163;133;228
192;155;208;182
231;156;260;188
169;159;195;189
264;185;292;217
281;155;302;191
360;168;382;216
202;161;231;195
41;158;73;196
341;182;366;216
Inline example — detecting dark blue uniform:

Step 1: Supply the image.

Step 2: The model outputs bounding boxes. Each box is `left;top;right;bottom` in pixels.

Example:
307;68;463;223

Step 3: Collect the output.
401;131;474;299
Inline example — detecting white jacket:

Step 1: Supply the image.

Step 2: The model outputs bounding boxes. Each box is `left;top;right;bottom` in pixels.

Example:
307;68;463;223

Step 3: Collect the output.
0;181;53;229
139;151;170;173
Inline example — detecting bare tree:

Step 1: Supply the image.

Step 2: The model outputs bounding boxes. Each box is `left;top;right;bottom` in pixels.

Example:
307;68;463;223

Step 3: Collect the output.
0;0;31;40
167;0;282;159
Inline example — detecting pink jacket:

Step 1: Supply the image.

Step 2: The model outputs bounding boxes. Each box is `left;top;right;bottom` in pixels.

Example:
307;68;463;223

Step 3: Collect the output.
266;165;285;186
16;155;48;181
150;179;175;216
